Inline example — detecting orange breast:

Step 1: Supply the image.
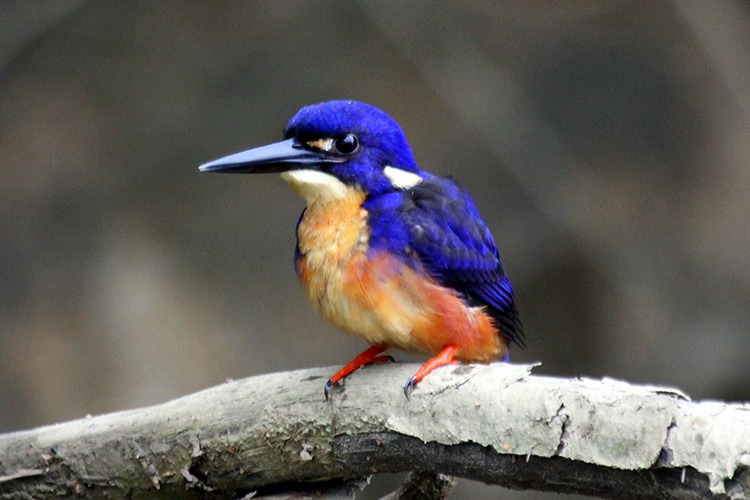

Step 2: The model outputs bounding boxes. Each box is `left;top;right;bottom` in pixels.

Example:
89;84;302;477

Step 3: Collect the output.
295;190;506;363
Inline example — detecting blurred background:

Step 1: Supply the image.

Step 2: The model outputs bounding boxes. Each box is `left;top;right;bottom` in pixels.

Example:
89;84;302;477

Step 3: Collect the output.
1;1;748;498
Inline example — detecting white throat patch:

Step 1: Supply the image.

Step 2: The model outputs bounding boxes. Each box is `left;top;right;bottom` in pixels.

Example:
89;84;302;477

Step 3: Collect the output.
280;169;348;203
383;166;422;189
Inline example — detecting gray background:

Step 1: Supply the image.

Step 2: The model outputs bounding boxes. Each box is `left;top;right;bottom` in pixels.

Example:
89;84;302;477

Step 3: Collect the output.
1;2;748;498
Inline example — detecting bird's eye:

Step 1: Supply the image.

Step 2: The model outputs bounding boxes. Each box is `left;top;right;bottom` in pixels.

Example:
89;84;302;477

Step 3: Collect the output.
334;134;359;155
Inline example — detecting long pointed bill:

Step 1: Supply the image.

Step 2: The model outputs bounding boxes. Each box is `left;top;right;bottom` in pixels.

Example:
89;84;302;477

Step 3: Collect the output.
199;138;341;174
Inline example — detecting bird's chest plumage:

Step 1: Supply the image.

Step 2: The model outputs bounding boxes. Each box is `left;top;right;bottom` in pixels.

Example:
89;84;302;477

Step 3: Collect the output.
294;190;421;348
296;191;368;271
295;191;370;324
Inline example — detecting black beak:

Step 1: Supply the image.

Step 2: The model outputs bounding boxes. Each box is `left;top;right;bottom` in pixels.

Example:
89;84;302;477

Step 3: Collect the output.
199;138;340;174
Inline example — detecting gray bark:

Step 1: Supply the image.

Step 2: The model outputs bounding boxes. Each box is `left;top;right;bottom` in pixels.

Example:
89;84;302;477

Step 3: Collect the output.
0;363;748;499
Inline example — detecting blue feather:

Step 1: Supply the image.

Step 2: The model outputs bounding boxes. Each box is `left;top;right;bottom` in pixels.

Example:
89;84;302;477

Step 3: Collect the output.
367;176;524;347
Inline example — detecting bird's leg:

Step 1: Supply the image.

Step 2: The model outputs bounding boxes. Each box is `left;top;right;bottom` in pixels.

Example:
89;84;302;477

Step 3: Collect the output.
404;344;459;398
325;345;393;400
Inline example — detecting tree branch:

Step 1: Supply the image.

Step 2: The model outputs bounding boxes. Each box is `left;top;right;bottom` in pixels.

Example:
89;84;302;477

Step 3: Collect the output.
0;363;748;499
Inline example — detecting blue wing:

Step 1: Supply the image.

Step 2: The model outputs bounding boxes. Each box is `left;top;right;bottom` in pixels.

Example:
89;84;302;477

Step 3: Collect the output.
365;176;524;347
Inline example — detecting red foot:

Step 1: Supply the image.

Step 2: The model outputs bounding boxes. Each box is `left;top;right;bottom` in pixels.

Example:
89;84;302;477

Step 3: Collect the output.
404;344;459;398
325;345;392;400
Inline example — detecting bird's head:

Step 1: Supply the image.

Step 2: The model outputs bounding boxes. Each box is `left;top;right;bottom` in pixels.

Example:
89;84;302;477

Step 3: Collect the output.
199;100;424;202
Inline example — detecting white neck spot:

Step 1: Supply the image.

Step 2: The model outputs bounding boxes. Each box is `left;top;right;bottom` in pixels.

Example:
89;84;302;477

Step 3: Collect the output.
383;166;422;189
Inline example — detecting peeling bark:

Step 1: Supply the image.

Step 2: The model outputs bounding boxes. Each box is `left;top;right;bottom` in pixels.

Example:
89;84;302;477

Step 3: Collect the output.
0;363;747;499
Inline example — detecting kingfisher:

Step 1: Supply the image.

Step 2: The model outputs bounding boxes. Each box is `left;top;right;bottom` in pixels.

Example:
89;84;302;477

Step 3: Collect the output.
200;100;523;399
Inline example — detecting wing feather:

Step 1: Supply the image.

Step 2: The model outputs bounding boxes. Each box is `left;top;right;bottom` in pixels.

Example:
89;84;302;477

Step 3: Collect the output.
397;177;524;347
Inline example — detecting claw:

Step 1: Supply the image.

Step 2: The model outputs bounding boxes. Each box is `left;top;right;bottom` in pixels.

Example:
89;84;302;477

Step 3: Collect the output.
323;379;333;403
325;345;390;401
403;345;459;399
403;377;416;399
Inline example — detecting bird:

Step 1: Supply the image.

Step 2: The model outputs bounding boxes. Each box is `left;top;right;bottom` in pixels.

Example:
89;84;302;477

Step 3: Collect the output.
199;100;523;399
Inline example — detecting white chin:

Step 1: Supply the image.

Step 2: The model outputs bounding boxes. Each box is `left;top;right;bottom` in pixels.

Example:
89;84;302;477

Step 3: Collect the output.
280;169;349;202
